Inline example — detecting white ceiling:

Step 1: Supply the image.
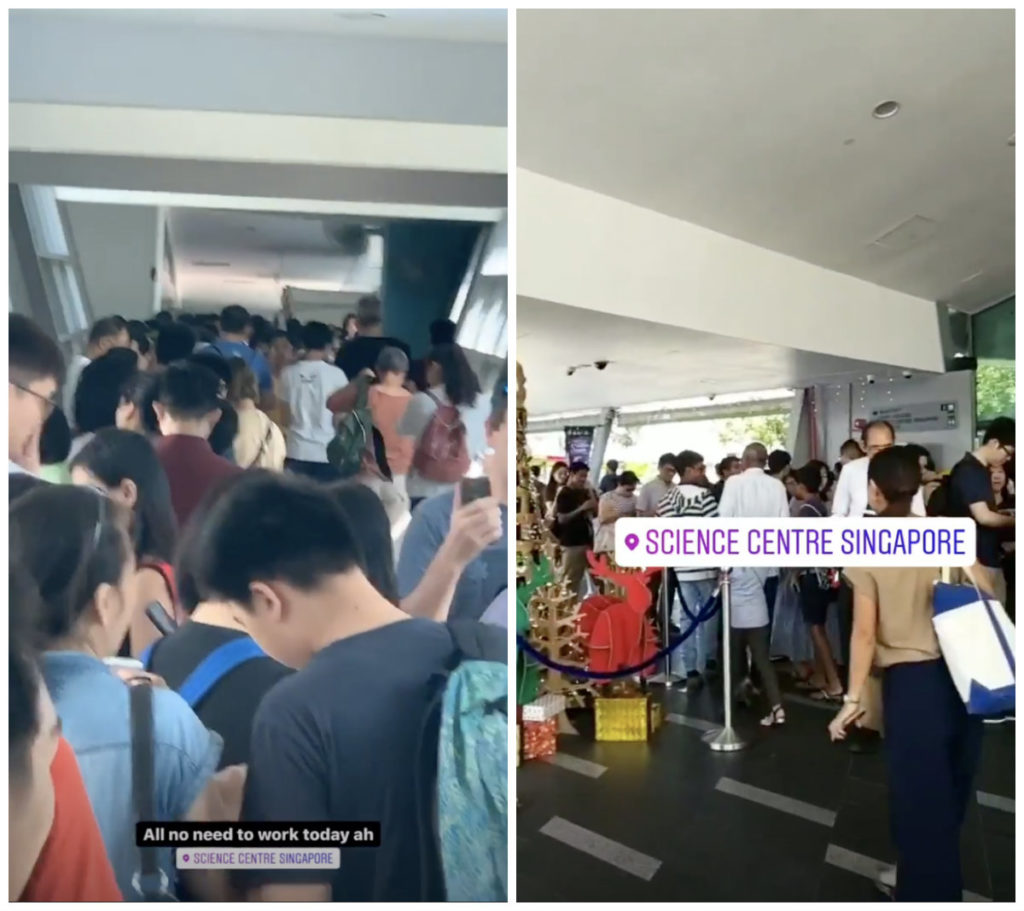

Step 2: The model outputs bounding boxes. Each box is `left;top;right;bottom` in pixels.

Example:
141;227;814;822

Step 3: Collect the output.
518;9;1014;314
47;9;507;43
519;297;923;417
169;209;384;311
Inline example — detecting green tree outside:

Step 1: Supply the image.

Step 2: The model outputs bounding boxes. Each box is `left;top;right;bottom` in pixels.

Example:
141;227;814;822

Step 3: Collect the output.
718;412;790;450
976;360;1016;424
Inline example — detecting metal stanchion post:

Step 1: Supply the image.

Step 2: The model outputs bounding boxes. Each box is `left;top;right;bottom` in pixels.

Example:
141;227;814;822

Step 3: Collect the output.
648;567;682;685
704;568;748;752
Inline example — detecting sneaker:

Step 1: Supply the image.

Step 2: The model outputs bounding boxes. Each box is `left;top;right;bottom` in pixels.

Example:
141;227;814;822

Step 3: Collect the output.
685;672;703;693
875;864;896;897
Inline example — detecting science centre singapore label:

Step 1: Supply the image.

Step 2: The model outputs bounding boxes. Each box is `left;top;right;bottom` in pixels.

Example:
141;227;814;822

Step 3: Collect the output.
615;518;976;569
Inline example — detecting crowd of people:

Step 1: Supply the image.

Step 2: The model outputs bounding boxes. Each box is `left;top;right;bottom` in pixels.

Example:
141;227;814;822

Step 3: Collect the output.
9;298;509;902
538;415;1015;901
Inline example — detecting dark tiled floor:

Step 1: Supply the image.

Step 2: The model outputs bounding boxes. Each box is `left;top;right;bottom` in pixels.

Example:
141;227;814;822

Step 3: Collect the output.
517;684;1015;902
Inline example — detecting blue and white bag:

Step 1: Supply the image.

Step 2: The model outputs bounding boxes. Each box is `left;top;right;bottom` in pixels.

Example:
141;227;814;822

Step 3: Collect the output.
932;568;1015;716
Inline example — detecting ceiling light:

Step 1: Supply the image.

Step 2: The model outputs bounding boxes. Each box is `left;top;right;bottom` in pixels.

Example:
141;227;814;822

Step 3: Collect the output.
335;11;387;20
872;100;900;120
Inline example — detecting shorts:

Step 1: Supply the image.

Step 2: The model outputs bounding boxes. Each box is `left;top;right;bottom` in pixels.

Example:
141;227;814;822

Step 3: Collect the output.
798;572;832;626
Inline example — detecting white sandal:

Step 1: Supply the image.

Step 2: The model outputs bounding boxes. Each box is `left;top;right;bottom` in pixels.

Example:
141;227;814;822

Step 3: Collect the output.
760;705;786;727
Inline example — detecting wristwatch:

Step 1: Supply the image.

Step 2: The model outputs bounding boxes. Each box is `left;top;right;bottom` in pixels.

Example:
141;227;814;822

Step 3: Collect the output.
842;694;860;706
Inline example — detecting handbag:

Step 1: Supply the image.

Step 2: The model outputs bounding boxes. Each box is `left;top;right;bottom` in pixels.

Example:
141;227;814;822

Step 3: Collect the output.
130;683;178;901
932;566;1016;716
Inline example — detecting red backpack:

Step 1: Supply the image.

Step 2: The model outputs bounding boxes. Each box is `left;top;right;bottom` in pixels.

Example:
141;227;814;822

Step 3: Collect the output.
413;392;470;483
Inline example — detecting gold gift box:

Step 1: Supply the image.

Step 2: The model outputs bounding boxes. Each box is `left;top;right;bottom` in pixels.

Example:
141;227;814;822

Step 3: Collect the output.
594;694;663;742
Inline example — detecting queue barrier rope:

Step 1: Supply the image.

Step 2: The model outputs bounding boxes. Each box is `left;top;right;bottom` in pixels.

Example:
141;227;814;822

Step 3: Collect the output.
515;582;720;681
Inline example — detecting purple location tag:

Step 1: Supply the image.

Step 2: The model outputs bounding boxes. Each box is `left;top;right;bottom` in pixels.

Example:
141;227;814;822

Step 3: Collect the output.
624;533;639;551
182;854;190;863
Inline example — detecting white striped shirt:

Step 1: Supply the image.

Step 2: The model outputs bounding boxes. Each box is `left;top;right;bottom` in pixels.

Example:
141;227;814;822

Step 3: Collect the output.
656;483;719;581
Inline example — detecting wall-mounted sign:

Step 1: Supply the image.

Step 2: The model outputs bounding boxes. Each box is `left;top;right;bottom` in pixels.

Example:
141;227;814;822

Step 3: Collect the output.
870;401;959;433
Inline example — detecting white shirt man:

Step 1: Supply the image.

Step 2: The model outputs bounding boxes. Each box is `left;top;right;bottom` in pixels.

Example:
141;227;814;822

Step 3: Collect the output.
831;422;926;517
280;328;348;465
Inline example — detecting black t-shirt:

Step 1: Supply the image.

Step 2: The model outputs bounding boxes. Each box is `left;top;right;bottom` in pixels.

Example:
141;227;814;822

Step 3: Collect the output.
236;617;454;901
335;336;413;380
147;623;292;769
554;486;595;547
948;453;1001;567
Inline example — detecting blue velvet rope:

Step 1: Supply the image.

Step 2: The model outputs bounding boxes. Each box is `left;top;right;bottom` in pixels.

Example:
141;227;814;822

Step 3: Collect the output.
516;585;720;680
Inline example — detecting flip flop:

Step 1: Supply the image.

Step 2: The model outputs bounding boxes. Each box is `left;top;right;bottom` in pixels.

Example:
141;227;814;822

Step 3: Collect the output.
809;689;844;702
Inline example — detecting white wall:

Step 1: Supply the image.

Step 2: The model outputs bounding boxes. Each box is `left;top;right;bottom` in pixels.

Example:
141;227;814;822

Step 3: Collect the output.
64;202;160;322
816;371;975;471
518;169;946;373
10;12;506;127
9;234;32;317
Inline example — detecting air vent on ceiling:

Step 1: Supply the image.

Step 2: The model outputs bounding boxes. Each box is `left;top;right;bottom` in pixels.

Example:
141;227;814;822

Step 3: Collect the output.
192;261;231;268
868;215;937;253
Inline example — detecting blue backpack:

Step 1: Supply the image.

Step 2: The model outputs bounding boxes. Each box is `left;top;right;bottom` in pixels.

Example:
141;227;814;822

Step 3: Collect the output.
140;636;266;709
422;621;507;901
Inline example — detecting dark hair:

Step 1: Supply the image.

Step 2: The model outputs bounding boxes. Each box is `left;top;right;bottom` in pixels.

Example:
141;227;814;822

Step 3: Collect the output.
675;450;705;475
983;417;1016;448
545;460;568;501
226;357;259;405
429;318;457;346
606;460;619;472
156;362;222;421
805;459;834;497
155;323;197;365
190;472;362;607
618;470;640;487
658;452;676;469
327;483;399;605
861;420;895;444
301;321;334;352
220;305;251;335
39;407;71;465
188;351;231;391
426;343;481;408
568;461;589;474
530;465;541;478
153;310;175;328
840;438;864;458
88;316;127;346
793;464;823;494
867;446;920;510
126;320;151;356
249;315;272;350
488;368;508;429
10;314;65;386
74;348;139;434
902;443;936;473
356;295;382;330
208;401;238;458
119;371;161;436
10;485;132;645
341;313;358;338
717;455;740;475
9;473;46;502
767;449;792;475
10;571;42;785
71;428;178;562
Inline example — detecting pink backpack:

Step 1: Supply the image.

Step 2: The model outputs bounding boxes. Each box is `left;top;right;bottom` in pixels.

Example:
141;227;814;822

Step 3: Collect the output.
413;392;470;483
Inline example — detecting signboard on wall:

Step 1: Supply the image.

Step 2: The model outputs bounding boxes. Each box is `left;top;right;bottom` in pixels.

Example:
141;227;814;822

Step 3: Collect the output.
869;401;959;433
564;425;595;465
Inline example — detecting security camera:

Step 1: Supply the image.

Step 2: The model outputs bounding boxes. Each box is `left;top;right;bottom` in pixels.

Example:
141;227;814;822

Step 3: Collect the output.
566;366;576;377
866;374;876;385
594;360;609;371
708;393;717;402
902;370;913;379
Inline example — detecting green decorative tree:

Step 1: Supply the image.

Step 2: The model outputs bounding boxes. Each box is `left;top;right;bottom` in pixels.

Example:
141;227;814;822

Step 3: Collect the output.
718;412;790;450
976;361;1016;425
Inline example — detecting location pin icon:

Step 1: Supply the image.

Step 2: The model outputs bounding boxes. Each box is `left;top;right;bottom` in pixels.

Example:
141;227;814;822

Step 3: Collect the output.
624;533;640;551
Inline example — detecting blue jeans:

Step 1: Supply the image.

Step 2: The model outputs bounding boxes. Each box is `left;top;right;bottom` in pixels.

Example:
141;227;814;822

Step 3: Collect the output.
671;577;718;676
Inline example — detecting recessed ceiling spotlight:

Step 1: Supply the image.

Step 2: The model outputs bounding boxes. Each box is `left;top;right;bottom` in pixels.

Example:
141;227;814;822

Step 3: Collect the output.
872;100;901;120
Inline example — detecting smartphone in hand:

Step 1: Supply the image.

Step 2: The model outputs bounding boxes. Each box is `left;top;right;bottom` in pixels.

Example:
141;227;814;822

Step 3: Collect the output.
460;476;492;505
145;602;178;637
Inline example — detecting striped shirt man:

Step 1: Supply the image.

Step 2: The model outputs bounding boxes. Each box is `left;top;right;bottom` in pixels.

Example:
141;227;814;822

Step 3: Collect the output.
656;482;719;582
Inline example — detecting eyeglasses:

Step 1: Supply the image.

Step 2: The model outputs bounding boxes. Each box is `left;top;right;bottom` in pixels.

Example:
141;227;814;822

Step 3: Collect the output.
9;380;57;418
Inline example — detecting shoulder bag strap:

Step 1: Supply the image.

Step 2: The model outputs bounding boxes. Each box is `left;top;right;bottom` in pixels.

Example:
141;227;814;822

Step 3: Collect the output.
178;637;266;709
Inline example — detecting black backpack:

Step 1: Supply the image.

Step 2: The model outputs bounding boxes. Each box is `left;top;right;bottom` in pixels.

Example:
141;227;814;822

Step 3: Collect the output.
926;474;953;517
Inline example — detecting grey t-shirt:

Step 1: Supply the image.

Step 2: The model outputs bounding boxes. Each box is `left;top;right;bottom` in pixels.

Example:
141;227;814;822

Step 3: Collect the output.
397;489;508;622
636;477;674;514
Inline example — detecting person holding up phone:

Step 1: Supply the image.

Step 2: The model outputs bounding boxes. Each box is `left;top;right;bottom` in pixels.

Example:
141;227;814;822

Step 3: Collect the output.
829;446;989;902
553;462;599;595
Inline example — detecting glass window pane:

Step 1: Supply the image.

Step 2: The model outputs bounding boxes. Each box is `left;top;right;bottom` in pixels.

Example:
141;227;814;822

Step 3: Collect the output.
22;186;69;258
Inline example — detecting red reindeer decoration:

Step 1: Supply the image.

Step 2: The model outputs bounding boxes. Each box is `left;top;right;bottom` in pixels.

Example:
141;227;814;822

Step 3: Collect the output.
577;553;660;677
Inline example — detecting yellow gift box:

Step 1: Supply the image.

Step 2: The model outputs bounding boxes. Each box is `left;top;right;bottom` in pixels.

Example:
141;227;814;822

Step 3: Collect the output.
594;694;663;742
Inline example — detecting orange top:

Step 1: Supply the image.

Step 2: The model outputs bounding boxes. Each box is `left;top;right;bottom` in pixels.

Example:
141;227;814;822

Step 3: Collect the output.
21;737;123;901
369;385;414;477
